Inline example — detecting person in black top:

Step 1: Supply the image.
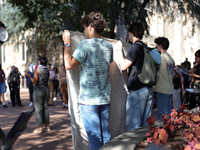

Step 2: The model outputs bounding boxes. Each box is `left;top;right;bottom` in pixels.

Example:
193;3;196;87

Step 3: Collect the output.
116;22;153;131
7;67;23;107
26;56;51;133
189;50;200;89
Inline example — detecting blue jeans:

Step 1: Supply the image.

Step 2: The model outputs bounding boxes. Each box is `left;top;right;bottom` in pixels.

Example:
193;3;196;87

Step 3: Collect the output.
155;92;172;121
80;104;111;150
126;87;152;131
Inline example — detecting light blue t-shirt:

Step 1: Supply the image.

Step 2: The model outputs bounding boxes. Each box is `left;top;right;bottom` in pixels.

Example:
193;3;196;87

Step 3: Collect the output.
72;38;113;105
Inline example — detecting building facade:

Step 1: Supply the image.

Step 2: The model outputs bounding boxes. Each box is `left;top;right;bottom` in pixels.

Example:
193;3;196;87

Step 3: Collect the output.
1;0;200;84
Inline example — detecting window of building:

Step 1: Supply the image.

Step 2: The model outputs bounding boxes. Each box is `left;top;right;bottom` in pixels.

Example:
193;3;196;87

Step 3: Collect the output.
22;42;25;61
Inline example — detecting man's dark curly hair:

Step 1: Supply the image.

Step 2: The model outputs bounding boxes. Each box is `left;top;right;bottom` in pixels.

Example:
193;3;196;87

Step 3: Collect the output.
154;37;170;50
39;56;48;66
128;22;144;39
81;12;106;34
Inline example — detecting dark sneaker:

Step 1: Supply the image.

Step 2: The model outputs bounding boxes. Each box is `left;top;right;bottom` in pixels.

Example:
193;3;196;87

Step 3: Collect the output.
3;104;8;108
18;104;24;107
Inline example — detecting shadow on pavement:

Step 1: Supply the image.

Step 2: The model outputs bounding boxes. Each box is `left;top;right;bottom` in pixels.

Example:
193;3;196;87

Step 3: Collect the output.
0;89;73;150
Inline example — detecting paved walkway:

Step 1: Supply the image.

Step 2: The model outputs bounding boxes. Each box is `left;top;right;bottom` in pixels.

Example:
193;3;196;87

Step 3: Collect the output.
0;89;160;150
0;89;73;150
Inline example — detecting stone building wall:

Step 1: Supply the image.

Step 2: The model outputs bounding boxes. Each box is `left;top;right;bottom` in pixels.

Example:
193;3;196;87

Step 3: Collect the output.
142;13;199;68
2;12;200;80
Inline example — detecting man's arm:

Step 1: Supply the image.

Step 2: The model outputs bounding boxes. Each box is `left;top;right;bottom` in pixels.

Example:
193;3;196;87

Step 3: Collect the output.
26;69;39;85
62;30;80;70
116;41;132;71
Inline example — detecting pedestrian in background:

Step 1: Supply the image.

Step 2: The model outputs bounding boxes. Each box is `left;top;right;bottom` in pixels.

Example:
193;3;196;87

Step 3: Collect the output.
173;66;184;110
189;50;200;89
7;66;15;104
47;63;55;106
7;66;23;107
0;64;8;108
58;64;68;108
4;67;10;100
26;56;51;133
53;67;59;101
26;70;34;107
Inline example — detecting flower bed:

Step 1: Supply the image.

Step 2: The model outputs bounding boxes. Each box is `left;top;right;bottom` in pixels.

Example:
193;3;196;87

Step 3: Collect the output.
146;104;200;150
100;104;200;150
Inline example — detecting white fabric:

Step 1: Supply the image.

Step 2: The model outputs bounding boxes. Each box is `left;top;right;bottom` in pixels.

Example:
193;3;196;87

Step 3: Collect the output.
67;31;130;150
29;63;37;73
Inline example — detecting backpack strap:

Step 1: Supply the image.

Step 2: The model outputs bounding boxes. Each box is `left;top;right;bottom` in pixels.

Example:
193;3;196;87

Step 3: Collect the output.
135;41;150;52
131;42;146;76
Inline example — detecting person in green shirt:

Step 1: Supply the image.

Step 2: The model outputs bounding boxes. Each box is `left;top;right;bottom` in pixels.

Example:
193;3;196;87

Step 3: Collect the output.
62;12;113;150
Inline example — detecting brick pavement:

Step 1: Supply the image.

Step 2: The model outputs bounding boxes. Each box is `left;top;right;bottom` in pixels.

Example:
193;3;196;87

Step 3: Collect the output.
0;89;73;150
0;89;160;150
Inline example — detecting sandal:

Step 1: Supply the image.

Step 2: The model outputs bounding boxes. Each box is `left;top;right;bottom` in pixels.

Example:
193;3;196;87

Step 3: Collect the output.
33;128;43;133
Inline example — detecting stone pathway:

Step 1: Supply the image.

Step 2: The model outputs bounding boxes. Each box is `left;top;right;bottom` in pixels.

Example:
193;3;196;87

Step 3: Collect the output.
0;89;73;150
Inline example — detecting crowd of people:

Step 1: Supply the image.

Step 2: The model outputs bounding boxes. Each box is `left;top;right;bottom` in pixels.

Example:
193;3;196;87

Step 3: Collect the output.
0;11;200;150
0;65;24;108
0;63;68;108
152;50;199;120
62;12;199;150
0;59;69;135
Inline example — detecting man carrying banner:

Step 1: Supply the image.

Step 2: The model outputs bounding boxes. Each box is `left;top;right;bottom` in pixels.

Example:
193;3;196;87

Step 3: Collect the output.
116;22;153;131
62;12;113;150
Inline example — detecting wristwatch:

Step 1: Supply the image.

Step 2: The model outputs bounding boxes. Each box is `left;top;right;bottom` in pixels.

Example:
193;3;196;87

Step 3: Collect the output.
65;43;70;47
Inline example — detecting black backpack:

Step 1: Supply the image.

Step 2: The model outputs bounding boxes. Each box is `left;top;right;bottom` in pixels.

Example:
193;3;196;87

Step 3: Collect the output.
10;71;19;83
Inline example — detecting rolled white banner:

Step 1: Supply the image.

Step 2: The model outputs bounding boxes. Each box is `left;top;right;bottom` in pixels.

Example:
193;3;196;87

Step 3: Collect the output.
29;64;37;73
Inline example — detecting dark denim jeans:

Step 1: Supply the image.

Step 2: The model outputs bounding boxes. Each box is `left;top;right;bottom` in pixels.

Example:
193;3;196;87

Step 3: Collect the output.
27;82;33;102
33;89;50;125
80;104;111;150
126;87;153;131
155;92;173;121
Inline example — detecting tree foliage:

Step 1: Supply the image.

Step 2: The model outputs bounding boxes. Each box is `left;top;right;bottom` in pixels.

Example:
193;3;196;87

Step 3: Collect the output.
2;0;200;53
0;3;26;44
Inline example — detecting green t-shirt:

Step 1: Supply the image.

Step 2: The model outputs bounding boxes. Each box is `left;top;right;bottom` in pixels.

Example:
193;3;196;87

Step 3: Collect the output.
72;38;113;105
153;52;175;94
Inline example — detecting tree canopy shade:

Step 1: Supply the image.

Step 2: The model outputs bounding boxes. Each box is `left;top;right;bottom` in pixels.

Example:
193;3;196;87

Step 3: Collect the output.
6;0;200;39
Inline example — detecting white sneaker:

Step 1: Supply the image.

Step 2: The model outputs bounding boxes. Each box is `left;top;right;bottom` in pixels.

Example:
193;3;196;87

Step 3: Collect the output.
53;97;57;101
29;102;33;107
